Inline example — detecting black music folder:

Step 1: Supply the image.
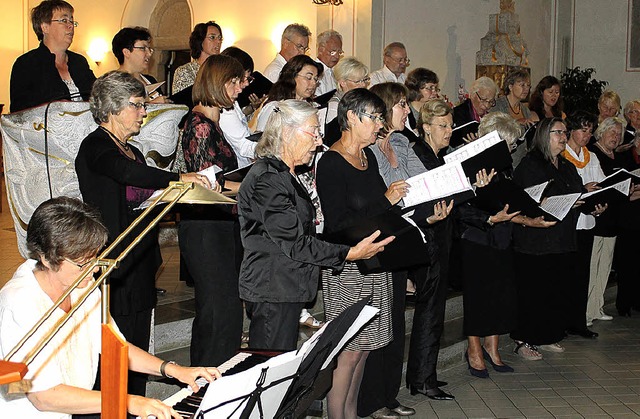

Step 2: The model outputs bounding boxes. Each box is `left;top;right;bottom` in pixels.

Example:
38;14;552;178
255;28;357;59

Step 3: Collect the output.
578;179;631;214
237;71;273;108
597;168;640;188
314;89;336;108
452;120;479;145
474;177;547;218
324;211;429;274
459;141;513;179
224;163;254;183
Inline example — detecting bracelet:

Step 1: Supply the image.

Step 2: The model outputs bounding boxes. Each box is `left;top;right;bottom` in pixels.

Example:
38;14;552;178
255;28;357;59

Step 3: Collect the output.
160;360;176;378
486;216;495;226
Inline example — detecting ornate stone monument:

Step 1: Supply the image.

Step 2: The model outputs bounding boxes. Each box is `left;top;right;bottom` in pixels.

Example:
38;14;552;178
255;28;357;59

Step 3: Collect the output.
476;0;530;91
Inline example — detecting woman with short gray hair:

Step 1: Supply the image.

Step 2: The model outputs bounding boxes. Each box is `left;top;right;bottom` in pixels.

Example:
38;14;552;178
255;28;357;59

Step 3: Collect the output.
237;99;390;353
75;70;208;396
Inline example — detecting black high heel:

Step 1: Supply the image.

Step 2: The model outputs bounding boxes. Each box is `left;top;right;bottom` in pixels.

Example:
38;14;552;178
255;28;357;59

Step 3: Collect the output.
482;347;514;373
465;351;489;378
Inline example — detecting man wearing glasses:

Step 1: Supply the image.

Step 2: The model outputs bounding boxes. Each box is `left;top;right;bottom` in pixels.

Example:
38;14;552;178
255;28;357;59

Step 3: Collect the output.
314;30;343;96
264;23;312;83
369;42;410;87
450;76;498;148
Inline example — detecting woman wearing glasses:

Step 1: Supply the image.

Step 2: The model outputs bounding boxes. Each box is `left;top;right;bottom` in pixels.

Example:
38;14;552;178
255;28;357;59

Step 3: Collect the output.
237;99;390;352
254;55;324;132
178;54;247;368
0;197;220;419
10;0;96;112
316;88;410;418
75;71;208;396
172;21;223;94
405;68;440;134
492;67;537;126
511;118;583;359
112;26;169;104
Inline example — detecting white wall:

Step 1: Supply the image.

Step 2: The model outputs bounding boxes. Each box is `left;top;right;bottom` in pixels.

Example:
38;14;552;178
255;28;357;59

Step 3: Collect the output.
379;0;552;101
570;0;640;105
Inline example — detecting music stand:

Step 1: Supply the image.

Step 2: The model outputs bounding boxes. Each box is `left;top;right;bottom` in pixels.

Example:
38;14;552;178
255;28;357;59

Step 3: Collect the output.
194;298;377;419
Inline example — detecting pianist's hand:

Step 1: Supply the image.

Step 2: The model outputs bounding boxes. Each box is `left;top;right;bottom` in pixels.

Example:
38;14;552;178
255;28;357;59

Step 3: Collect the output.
128;394;181;419
166;364;222;392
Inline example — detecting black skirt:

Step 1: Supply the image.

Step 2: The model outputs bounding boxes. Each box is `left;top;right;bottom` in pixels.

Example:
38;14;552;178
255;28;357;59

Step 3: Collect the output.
462;240;517;337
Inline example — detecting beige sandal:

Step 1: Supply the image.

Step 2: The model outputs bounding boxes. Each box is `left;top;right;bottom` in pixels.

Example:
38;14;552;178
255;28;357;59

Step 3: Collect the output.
514;341;543;361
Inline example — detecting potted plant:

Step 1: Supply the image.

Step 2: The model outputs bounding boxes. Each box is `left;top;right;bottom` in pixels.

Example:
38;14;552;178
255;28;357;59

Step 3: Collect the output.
560;67;608;116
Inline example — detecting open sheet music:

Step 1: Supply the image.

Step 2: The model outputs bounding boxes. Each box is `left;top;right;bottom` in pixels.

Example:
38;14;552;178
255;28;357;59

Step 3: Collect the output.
524;181;549;203
444;130;502;164
403;162;473;207
578;178;631;213
539;193;581;221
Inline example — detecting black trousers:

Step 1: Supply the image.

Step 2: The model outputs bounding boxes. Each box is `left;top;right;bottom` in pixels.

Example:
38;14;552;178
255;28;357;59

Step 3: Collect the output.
615;230;640;312
567;230;594;330
406;259;447;390
245;301;305;351
179;219;243;367
357;271;407;416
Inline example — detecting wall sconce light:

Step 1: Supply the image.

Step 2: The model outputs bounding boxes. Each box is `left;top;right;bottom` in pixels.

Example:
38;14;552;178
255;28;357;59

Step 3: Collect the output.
87;38;109;65
312;0;344;4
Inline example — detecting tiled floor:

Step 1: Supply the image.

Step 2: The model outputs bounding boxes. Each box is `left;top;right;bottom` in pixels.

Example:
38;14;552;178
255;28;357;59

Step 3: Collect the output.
2;177;640;418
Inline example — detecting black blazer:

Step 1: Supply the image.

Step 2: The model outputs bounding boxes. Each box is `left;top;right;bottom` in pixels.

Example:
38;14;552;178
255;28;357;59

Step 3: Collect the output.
10;42;96;113
237;157;349;303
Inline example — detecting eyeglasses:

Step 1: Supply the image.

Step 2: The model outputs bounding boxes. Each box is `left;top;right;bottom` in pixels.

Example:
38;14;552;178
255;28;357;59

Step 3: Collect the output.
328;49;344;57
65;257;97;270
297;126;323;140
346;76;371;85
428;122;455;130
243;75;255;84
475;92;496;107
421;85;441;93
51;18;78;27
132;46;154;54
205;34;224;42
550;129;568;137
287;38;310;53
388;56;410;65
359;111;385;124
395;100;409;109
296;73;319;82
128;101;148;111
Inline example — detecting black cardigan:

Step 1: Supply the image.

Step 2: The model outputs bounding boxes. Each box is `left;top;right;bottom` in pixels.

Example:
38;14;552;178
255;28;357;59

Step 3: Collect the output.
10;42;96;113
75;128;179;314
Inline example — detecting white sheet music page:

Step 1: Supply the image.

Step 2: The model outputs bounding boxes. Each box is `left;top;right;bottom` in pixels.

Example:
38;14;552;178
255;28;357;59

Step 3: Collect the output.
540;193;581;221
443;130;502;164
196;350;302;418
581;178;631;199
524;181;549;203
403;162;472;207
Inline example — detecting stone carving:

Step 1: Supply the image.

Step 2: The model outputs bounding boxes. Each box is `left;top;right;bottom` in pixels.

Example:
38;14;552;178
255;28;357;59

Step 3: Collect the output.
0;101;187;256
476;0;529;67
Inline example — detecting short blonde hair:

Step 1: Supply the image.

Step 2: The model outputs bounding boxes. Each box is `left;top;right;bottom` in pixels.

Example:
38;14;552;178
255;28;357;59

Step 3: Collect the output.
478;112;522;146
418;99;452;137
623;100;640;123
598;90;621;111
333;57;368;91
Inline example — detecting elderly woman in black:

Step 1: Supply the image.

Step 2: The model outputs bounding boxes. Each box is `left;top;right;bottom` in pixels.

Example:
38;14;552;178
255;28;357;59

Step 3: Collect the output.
316;89;410;418
511;117;583;359
237;99;390;354
460;112;556;374
75;71;208;395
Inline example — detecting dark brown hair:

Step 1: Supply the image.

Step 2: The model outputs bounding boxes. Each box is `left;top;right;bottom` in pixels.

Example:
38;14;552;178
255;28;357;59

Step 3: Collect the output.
192;54;244;109
31;0;74;41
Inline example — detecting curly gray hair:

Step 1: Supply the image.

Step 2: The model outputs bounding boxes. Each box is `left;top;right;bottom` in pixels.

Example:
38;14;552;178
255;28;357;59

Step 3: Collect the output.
89;70;146;124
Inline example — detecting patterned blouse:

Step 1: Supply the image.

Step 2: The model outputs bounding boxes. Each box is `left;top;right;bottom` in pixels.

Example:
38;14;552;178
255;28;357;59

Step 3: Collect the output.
182;111;238;183
172;61;200;94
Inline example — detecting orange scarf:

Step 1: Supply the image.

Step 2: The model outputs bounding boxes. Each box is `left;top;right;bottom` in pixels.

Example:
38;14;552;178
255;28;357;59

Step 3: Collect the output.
562;146;590;169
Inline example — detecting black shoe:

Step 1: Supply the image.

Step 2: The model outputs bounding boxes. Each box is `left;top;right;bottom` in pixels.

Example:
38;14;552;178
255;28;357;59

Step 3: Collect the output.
407;384;426;396
425;387;455;401
482;347;514;373
566;328;599;339
437;380;448;387
465;351;489;378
